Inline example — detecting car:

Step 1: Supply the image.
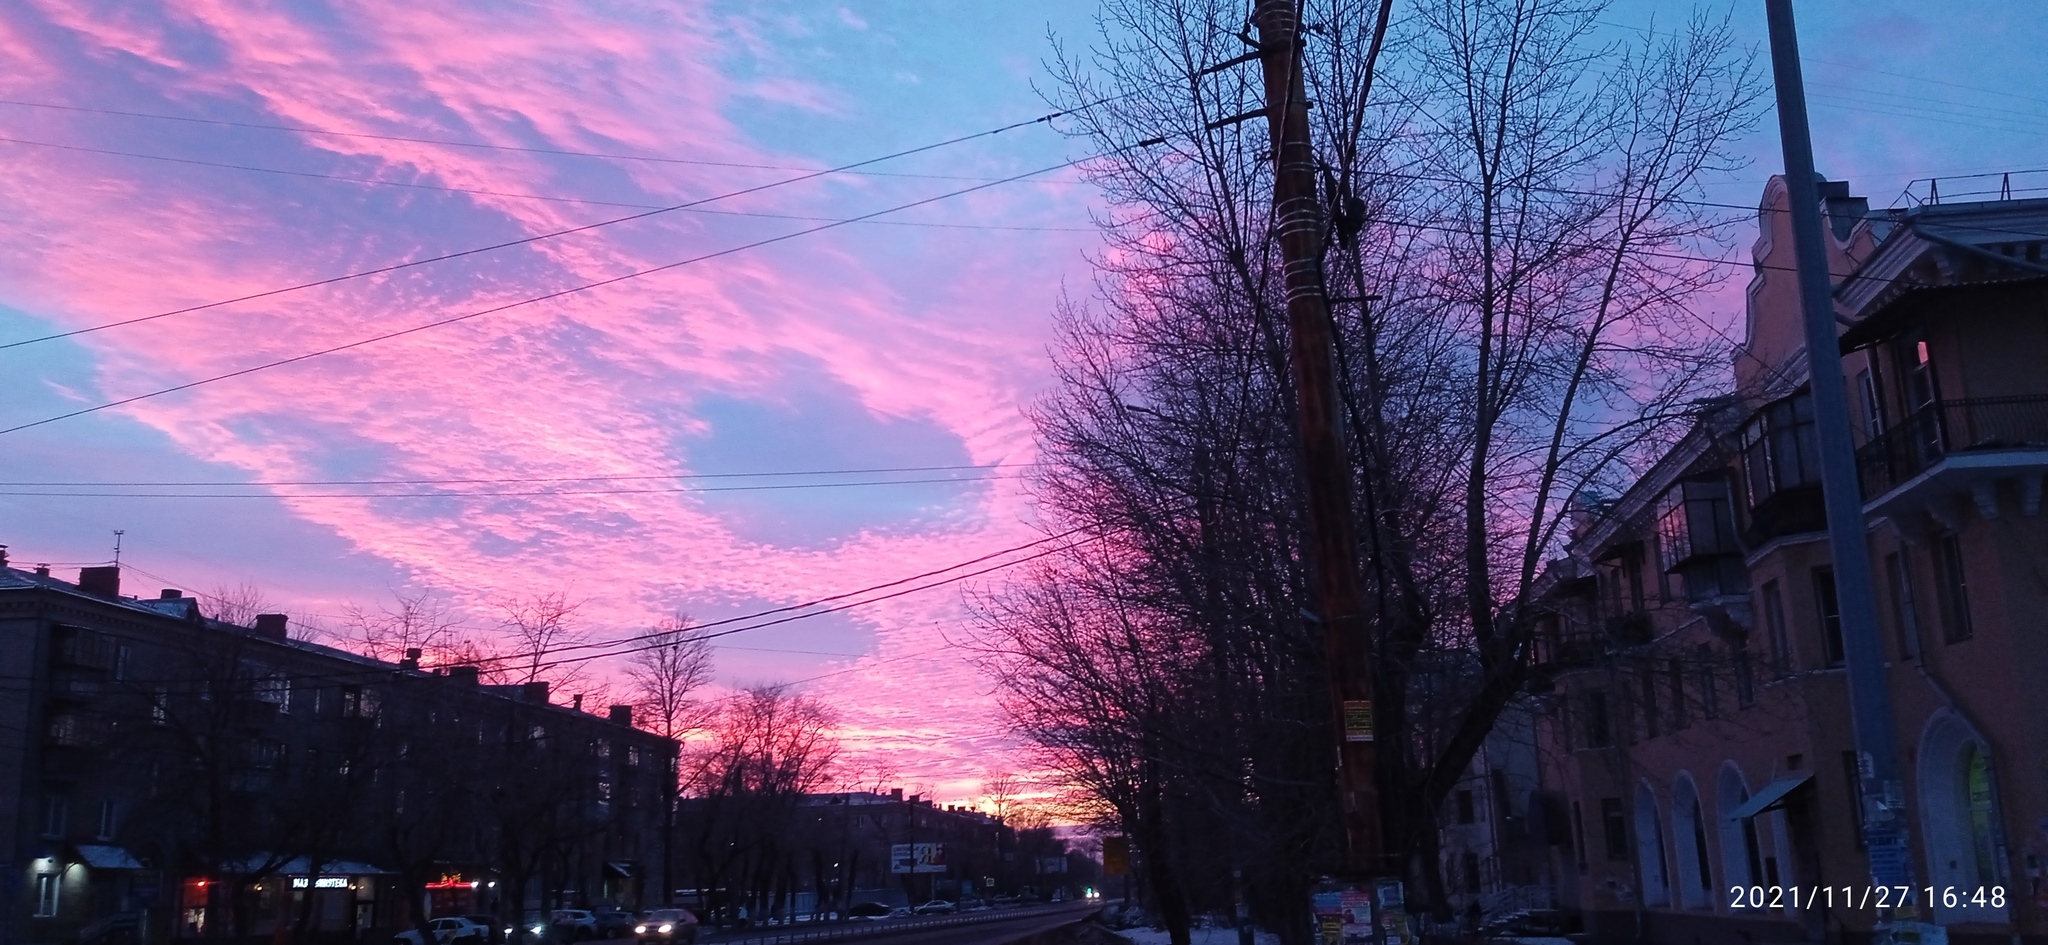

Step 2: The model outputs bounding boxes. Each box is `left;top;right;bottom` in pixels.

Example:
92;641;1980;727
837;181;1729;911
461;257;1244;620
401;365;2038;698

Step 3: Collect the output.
911;901;955;916
395;917;492;945
632;909;699;945
551;911;598;941
461;916;508;944
593;912;636;939
845;902;893;920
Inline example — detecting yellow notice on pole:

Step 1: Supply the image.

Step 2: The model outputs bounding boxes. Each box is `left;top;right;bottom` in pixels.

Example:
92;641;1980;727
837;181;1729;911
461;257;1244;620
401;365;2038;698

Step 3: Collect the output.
1102;836;1130;876
1343;700;1374;742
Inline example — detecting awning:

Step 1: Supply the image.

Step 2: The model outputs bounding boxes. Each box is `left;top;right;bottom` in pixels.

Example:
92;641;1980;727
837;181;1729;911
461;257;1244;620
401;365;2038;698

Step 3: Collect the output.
1727;774;1813;820
75;845;145;870
605;861;634;879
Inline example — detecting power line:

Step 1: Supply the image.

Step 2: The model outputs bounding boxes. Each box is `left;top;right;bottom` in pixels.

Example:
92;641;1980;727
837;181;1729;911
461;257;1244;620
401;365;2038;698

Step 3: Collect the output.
0;461;1029;488
0;153;1105;438
0;99;1108;354
0;97;1091;184
0;473;1023;500
0;525;1103;689
0;134;1094;233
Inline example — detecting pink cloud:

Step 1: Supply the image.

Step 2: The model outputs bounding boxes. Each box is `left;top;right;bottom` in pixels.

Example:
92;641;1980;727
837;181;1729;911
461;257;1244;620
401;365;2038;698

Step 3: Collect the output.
0;0;1101;788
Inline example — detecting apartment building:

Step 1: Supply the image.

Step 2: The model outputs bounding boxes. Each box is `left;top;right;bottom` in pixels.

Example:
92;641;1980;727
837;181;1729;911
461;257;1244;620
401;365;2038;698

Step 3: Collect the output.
1530;177;2048;944
0;561;678;945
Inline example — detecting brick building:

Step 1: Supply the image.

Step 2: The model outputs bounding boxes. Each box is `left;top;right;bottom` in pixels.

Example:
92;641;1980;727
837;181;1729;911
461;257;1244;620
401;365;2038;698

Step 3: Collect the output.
0;561;678;945
1529;177;2048;944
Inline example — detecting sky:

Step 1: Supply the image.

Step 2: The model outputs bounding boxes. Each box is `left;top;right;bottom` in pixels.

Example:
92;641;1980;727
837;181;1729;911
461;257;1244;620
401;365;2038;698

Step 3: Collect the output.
1;0;2044;807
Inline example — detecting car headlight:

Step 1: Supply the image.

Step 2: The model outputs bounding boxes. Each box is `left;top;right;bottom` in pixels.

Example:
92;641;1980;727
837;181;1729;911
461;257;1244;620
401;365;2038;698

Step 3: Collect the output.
634;928;646;935
531;926;546;934
657;925;672;934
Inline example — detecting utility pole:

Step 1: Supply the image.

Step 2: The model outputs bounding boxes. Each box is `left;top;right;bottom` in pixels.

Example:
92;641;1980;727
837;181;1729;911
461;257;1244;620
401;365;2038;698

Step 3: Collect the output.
1251;0;1385;878
1763;0;1918;933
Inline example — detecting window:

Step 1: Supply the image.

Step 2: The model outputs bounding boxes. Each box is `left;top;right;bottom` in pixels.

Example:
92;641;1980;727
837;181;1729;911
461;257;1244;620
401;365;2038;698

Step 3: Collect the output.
597;779;613;813
97;800;116;841
1600;798;1628;861
42;796;67;838
1697;648;1719;720
1762;581;1790;673
1585;691;1612;748
35;873;59;917
1857;368;1885;440
1934;533;1973;643
48;713;88;747
114;644;131;681
1813;568;1844;665
1690;800;1714;893
1735;648;1756;707
257;673;291;712
1668;659;1689;730
151;688;168;725
1655;480;1740;571
1841;751;1866;847
596;739;612;760
1456;790;1475;824
1640;668;1661;739
1886;551;1922;660
1740;392;1822;506
1572;802;1588;870
1461;852;1481;894
340;685;364;718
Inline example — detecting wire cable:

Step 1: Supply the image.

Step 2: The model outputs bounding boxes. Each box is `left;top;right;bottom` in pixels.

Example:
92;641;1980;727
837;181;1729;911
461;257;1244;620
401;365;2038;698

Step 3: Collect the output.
0;154;1102;437
0;473;1023;500
0;99;1111;353
0;461;1028;488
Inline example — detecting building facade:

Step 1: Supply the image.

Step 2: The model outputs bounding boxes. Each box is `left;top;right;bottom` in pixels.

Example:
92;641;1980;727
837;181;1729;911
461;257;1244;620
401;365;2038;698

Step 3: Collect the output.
1531;178;2048;944
0;562;678;945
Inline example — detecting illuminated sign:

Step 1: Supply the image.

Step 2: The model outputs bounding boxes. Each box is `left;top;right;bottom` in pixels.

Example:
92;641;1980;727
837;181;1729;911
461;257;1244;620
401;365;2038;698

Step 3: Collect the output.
290;877;350;889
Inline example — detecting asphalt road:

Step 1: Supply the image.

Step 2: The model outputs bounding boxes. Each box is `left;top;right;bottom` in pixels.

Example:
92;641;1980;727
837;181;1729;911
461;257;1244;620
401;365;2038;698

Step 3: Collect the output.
702;904;1102;945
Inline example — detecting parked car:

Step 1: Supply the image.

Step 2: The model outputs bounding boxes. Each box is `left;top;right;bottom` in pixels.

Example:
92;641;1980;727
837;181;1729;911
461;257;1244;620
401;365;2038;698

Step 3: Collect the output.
593;912;636;939
461;916;508;944
911;901;955;916
633;909;699;945
551;911;599;941
845;902;893;920
395;917;492;945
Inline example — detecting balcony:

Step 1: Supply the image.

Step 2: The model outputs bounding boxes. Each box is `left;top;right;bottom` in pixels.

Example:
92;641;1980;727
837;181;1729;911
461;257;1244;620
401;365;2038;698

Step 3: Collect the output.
1857;396;2048;521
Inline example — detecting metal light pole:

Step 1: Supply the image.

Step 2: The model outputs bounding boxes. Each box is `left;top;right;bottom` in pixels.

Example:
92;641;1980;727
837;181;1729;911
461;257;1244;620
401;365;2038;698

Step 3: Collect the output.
1763;0;1918;927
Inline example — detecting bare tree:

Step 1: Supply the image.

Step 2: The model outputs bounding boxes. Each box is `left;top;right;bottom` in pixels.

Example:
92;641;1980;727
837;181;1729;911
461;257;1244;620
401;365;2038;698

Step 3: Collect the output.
626;613;716;740
678;686;839;926
341;588;471;665
203;581;274;628
980;0;1761;937
497;592;592;694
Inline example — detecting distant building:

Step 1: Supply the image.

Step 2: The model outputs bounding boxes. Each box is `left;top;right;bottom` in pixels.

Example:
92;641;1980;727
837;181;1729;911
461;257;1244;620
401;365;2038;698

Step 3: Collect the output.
1530;178;2048;944
0;561;678;945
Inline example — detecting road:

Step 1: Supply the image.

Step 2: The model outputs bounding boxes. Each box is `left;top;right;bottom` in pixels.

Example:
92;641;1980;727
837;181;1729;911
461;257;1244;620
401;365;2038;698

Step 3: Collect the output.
702;904;1102;945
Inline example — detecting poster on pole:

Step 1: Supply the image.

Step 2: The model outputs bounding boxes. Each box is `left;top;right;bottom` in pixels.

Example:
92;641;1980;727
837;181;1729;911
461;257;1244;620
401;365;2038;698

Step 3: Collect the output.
1102;836;1130;876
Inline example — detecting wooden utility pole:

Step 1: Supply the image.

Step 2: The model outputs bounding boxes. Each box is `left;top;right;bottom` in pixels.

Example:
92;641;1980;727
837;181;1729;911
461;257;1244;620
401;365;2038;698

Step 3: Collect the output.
1252;0;1385;877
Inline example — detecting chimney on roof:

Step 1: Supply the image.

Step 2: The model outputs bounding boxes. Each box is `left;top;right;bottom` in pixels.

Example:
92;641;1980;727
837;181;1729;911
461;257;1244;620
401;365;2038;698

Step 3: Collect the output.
0;545;9;568
78;566;120;598
253;613;289;640
159;589;182;600
572;693;584;711
892;788;903;802
448;665;480;685
35;565;50;578
399;648;421;671
608;705;633;727
523;681;550;705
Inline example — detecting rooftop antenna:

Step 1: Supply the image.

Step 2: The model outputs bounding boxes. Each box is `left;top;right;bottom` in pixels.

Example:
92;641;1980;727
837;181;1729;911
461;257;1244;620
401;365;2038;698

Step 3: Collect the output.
1928;177;1940;205
2001;172;2012;201
112;530;125;567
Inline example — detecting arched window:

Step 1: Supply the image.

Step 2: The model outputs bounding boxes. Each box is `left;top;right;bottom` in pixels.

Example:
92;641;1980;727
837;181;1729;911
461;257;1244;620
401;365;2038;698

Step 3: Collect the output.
1670;774;1713;908
1716;762;1761;896
1634;782;1671;906
1917;711;2009;924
